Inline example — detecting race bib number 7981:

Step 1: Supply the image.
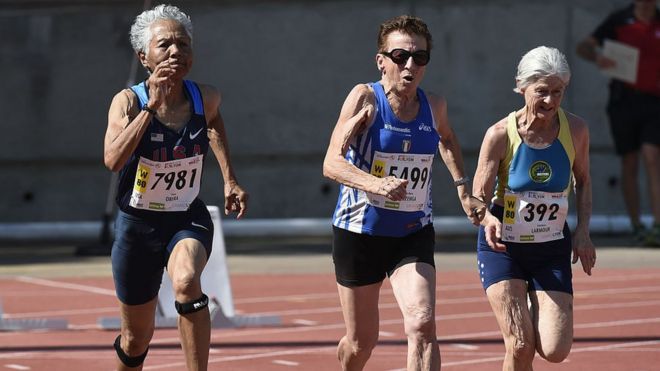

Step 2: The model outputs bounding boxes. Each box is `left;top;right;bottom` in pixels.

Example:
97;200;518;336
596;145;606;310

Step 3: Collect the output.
130;154;203;211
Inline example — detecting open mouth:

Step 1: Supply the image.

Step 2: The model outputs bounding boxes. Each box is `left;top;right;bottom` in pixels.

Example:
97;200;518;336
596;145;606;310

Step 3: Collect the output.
403;75;414;82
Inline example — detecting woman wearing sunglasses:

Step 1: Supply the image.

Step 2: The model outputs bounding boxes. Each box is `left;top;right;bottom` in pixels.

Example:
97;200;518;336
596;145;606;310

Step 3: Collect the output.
323;15;475;370
104;4;247;370
471;46;596;370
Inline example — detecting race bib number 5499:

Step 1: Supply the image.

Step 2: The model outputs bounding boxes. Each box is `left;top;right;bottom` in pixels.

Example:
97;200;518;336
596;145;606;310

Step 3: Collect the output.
366;151;433;212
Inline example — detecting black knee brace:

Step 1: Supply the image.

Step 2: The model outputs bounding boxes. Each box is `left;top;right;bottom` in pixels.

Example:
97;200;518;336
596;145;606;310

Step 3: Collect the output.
114;335;149;368
175;293;209;315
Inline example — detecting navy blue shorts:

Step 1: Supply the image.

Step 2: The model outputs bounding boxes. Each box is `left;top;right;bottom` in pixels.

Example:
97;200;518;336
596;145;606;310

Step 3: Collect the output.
476;204;573;294
332;224;436;287
111;199;213;305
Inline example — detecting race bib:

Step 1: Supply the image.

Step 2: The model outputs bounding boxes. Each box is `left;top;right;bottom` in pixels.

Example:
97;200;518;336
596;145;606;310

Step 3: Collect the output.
366;151;433;212
502;190;568;243
129;154;203;212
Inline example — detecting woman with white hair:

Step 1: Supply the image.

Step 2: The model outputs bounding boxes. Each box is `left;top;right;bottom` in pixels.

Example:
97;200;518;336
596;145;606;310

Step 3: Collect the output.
104;4;247;370
471;46;596;369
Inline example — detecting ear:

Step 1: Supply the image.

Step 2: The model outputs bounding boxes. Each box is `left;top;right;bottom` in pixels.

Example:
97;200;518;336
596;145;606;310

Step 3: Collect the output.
138;51;152;73
375;54;385;73
514;80;524;95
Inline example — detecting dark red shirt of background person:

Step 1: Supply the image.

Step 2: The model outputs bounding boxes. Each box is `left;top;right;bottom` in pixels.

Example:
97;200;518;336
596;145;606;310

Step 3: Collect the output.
592;4;660;96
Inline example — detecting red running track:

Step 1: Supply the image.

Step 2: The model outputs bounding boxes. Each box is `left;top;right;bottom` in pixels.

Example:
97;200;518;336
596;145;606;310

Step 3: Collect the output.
1;268;659;370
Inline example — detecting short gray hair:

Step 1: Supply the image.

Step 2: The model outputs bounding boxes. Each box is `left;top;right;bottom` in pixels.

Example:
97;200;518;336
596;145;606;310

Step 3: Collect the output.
514;46;570;93
129;4;193;54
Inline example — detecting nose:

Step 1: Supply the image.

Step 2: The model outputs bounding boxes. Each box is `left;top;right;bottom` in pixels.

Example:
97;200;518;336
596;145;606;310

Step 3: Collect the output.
404;55;415;68
169;46;179;57
168;43;182;57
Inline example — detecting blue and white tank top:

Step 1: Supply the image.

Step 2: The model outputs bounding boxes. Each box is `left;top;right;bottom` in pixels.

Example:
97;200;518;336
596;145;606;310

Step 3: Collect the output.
115;80;209;214
332;82;440;237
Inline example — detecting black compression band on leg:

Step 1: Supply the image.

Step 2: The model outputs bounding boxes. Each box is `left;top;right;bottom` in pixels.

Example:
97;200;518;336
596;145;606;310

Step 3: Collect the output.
114;335;149;368
175;293;209;315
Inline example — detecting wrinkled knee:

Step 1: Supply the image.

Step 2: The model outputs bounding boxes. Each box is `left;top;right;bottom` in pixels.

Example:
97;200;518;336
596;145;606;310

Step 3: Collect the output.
507;336;536;363
341;335;378;359
403;305;436;343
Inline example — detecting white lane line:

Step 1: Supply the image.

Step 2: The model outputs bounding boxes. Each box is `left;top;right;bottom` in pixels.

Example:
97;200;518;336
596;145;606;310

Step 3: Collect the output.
571;340;660;353
576;286;660;297
4;365;31;370
272;359;300;366
291;319;318;326
14;276;115;296
575;317;660;329
573;272;660;284
450;343;480;350
578;299;660;311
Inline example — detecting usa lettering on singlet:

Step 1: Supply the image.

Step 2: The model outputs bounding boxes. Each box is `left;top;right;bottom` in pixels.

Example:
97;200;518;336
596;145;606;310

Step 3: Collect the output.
496;109;575;243
114;80;210;212
331;82;440;237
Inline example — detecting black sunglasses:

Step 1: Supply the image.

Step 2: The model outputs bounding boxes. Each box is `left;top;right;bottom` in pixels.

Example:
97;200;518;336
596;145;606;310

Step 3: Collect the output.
380;48;430;66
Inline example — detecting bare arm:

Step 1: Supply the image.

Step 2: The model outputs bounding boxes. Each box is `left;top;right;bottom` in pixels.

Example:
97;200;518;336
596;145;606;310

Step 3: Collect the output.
103;89;150;171
472;120;508;251
576;36;616;69
567;113;596;275
323;84;407;200
429;94;473;218
201;84;248;218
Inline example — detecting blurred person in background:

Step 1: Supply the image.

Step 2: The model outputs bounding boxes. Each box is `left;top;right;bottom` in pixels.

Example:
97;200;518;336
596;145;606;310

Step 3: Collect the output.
472;46;596;370
103;4;247;370
576;0;660;246
323;15;476;371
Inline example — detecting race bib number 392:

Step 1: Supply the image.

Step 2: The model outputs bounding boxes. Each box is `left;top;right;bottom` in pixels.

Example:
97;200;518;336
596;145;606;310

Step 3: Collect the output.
129;154;203;212
502;190;568;243
366;151;433;212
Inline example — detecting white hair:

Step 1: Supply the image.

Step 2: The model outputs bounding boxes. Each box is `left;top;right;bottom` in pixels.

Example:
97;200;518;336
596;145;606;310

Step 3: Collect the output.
129;4;193;54
514;46;570;93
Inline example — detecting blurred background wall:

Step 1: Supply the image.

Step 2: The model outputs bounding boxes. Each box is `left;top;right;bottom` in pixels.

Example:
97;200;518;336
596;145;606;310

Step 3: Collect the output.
0;0;642;222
